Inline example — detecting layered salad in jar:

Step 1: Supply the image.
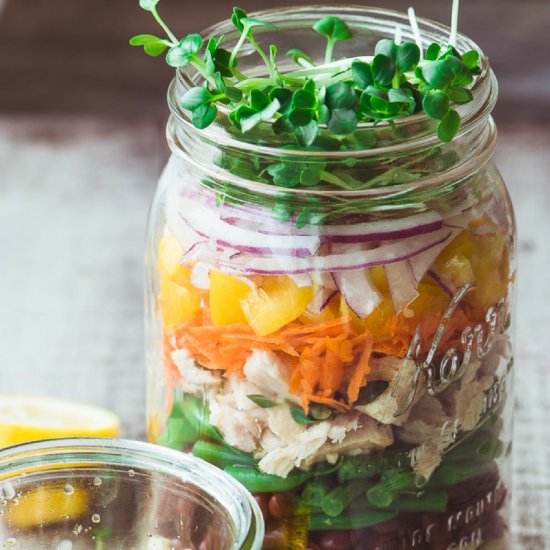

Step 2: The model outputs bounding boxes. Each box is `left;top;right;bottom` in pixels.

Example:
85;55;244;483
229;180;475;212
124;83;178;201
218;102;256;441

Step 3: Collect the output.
153;157;513;549
135;2;515;549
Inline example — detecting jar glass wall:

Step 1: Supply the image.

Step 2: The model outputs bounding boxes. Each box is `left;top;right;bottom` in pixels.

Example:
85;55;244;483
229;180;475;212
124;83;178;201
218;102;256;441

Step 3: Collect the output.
145;7;516;549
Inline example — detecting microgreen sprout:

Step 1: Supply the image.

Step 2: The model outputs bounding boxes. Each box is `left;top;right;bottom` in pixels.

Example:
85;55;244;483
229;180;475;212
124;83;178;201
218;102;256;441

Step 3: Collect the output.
131;2;480;147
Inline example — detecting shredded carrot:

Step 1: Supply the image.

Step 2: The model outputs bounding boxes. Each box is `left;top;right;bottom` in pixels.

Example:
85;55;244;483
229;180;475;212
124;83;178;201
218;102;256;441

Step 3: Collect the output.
307;394;350;412
163;284;495;412
347;340;372;403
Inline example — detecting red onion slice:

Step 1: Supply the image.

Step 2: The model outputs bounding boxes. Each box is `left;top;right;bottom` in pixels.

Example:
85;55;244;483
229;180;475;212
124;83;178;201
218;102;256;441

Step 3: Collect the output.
385;261;419;312
333;269;383;318
427;269;453;297
309;286;339;313
408;228;461;283
180;199;321;255
190;262;212;289
217;228;454;275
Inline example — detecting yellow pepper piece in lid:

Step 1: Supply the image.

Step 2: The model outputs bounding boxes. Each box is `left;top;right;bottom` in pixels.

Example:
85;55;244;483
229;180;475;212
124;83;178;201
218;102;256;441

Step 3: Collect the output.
5;484;89;530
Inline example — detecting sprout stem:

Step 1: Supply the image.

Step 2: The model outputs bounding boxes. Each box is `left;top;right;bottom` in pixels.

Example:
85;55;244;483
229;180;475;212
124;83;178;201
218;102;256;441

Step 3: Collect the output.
449;0;460;47
151;7;178;45
407;7;423;58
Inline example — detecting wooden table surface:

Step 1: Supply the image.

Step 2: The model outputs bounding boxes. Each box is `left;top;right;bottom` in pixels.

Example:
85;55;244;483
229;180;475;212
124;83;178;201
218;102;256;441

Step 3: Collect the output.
1;0;549;547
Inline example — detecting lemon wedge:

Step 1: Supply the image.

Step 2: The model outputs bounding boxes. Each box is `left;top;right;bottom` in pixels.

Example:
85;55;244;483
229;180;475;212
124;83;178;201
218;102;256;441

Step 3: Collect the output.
0;395;120;447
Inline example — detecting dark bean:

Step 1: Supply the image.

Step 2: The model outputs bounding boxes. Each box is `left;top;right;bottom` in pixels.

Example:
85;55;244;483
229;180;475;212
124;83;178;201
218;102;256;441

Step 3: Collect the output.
268;493;293;519
263;526;287;549
318;529;353;550
254;493;271;519
307;542;321;550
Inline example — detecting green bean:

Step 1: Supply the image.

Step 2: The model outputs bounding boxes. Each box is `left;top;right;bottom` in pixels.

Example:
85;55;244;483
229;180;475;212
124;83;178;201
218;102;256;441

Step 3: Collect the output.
167;417;199;446
336;450;409;482
367;470;417;508
192;441;255;468
395;490;448;513
446;432;504;464
224;466;316;493
309;507;397;530
180;395;223;442
321;483;366;517
432;460;497;486
301;479;332;504
337;455;384;482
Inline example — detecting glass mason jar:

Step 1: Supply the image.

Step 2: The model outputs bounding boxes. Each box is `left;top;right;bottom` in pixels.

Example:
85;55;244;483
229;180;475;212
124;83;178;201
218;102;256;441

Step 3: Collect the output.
146;6;515;550
0;438;264;549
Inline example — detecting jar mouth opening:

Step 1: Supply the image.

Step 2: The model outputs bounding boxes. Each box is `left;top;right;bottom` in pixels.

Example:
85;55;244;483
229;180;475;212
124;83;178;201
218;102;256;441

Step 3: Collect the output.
0;438;264;550
170;4;496;160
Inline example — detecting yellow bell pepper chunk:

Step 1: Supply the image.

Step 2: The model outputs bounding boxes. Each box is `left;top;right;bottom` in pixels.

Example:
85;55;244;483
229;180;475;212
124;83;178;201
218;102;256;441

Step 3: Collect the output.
364;298;395;336
241;276;314;336
433;230;510;310
369;266;390;297
410;281;451;318
210;270;252;325
468;234;510;309
157;235;200;328
160;276;200;329
158;235;193;288
299;292;339;325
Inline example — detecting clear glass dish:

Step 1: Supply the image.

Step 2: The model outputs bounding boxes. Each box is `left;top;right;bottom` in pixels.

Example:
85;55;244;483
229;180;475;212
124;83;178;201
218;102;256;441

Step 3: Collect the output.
0;438;264;549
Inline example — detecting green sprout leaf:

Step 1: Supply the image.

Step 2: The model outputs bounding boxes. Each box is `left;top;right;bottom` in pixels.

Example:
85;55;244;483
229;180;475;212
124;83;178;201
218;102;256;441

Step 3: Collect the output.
388;88;414;108
166;34;203;67
250;89;270;111
422;59;455;89
351;60;374;90
129;34;170;56
192;103;218;129
313;16;353;62
139;0;159;11
290;406;317;425
231;7;248;32
447;86;473;104
181;86;212;110
374;39;397;61
423;92;450;120
270;87;293;113
372;54;395;87
437;108;461;142
287;48;313;66
396;42;421;72
237;98;281;133
247;394;279;408
313;16;353;42
328;109;358;135
294;120;319;147
461;50;480;70
326;83;357;110
213;48;234;77
129;34;163;45
425;43;441;61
